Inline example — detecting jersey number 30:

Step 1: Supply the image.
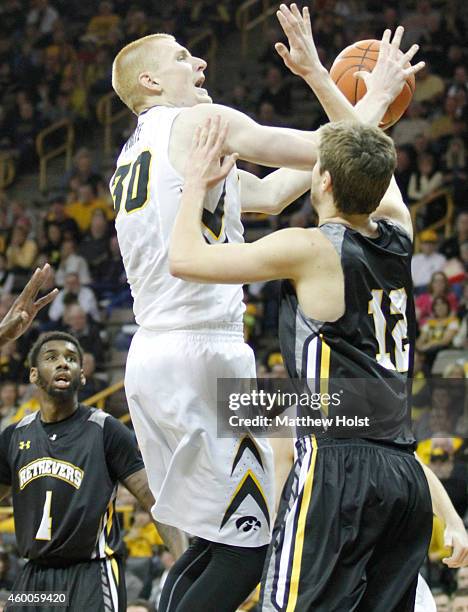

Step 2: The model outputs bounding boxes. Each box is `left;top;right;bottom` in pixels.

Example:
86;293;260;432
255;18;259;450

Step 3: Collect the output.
368;288;409;373
111;150;152;215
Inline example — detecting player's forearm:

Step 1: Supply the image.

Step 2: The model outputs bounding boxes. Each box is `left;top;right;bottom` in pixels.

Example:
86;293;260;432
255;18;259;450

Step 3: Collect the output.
302;68;391;126
155;522;188;558
242;168;312;214
417;456;464;529
169;183;209;279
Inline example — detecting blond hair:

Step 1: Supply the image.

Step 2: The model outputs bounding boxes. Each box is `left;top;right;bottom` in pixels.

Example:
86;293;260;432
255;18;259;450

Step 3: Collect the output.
318;121;396;215
112;33;175;114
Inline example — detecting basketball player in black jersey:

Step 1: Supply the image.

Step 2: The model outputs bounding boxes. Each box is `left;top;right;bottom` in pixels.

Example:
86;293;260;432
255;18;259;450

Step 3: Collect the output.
0;331;183;612
169;8;468;611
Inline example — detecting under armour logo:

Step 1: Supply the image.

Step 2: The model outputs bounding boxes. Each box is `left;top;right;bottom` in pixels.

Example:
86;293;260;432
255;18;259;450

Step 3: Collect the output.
236;516;261;533
19;441;30;450
49;434;57;441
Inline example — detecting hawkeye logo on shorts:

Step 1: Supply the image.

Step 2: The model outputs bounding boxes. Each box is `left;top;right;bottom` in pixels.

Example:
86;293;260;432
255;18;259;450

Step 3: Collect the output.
236;516;262;533
18;457;83;490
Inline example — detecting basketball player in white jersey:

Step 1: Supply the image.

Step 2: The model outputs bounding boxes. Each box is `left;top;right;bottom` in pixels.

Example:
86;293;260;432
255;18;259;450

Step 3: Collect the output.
110;5;426;609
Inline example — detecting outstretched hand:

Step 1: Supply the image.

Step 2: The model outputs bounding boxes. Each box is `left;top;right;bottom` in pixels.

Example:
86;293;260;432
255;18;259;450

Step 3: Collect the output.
0;264;58;347
355;26;425;103
185;116;238;190
275;3;324;79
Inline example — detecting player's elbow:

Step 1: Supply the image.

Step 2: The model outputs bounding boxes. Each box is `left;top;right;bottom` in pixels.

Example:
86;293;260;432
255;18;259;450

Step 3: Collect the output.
169;256;190;279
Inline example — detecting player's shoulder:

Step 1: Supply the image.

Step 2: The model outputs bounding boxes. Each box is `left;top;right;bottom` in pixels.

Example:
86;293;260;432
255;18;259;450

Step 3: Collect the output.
177;103;238;127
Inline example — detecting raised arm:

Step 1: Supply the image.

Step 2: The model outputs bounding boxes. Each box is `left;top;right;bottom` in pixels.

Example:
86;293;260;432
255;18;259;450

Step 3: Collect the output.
275;4;424;128
170;118;314;284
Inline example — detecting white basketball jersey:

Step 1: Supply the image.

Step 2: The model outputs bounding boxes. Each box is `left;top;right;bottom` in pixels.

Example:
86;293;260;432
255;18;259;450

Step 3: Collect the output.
111;106;245;330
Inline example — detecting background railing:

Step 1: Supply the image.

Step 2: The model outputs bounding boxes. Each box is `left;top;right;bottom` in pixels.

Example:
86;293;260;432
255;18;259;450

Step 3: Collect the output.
36;119;74;192
236;0;280;56
96;92;131;157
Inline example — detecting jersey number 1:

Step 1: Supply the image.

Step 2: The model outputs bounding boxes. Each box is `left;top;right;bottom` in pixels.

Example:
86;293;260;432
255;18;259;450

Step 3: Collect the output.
368;288;409;372
35;490;53;541
111;150;152;214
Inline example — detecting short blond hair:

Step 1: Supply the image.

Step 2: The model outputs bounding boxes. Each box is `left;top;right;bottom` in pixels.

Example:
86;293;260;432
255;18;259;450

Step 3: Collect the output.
112;33;175;114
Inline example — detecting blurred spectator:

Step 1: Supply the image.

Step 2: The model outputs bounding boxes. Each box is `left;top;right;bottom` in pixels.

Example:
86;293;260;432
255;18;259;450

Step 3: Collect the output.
392;102;430;146
97;235;131;308
257;66;292;117
152;550;175;609
40;222;63;270
415;271;458;325
43;194;80;242
444;240;468;288
0;254;14;297
77;352;106;401
0;341;27;384
12;100;42;171
63;304;106;365
124;508;162;558
5;225;38;276
26;0;59;46
430;94;461;141
48;272;100;322
408;153;443;204
65;183;113;234
394;146;413;202
413;63;445;105
79;208;111;283
452;589;468;612
411;229;446;292
441;212;468;260
55;238;92;286
0;381;18;431
414;385;455;440
457;567;468;590
63;147;104;193
86;1;121;46
433;591;450;612
416;296;459;368
412;350;431;422
443;136;467;209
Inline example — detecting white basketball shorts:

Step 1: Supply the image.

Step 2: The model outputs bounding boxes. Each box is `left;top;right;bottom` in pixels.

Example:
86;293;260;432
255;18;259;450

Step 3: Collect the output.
125;323;275;547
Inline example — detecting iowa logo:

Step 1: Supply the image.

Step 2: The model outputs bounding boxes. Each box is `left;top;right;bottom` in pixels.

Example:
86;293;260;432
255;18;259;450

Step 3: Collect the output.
236;516;261;533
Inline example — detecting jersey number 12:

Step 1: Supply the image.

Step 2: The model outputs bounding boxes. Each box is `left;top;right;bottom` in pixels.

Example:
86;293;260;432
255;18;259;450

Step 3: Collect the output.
368;288;409;372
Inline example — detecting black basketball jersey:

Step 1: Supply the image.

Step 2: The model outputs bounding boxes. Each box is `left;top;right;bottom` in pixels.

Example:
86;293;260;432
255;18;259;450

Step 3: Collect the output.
279;220;416;447
0;405;144;564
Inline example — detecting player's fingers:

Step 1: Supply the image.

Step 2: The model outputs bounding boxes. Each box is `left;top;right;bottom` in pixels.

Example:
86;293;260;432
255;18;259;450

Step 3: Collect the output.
290;4;305;32
199;118;211;148
390;25;404;57
220;153;238;177
33;288;59;311
213;121;229;156
404;61;425;77
303;6;313;38
379;29;391;58
277;8;300;42
280;4;302;36
206;115;221;150
354;70;370;84
275;43;293;65
401;43;419;65
191;125;202;151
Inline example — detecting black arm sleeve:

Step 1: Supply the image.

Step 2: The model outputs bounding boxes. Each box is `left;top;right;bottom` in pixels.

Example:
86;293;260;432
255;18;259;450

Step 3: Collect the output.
103;416;145;483
0;425;15;486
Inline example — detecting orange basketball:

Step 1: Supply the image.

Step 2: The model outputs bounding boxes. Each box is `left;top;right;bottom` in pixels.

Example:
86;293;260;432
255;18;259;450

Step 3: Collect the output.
329;40;415;130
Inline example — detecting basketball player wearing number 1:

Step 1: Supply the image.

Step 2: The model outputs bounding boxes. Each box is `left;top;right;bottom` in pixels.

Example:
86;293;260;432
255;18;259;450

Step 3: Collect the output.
169;6;467;611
